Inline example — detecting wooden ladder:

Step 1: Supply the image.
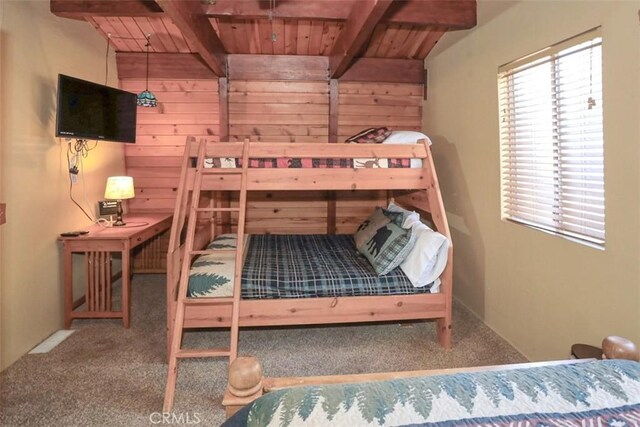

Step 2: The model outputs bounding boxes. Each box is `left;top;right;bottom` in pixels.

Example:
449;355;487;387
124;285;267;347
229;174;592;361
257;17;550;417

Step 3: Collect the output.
163;139;250;412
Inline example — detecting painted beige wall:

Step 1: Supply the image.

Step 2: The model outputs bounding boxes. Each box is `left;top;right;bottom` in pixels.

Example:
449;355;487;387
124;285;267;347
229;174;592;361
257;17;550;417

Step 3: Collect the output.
0;0;125;370
424;0;640;360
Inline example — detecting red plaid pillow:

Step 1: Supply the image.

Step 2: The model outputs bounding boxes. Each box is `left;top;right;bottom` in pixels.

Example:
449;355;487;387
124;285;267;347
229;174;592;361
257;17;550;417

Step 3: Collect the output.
345;127;392;144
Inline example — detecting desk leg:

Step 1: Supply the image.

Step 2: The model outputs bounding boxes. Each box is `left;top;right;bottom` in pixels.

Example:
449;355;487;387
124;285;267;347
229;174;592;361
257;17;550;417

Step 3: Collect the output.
122;245;131;328
63;246;73;329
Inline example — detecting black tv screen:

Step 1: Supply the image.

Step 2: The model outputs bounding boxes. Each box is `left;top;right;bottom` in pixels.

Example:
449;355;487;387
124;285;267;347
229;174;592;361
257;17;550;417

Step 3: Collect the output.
56;74;137;143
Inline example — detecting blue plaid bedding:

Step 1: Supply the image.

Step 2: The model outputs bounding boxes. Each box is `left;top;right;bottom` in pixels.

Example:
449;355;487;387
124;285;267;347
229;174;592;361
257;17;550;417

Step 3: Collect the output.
240;234;432;299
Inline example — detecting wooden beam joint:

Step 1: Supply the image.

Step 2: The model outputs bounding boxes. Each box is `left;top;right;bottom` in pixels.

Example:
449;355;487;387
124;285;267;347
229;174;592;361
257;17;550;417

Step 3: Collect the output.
154;0;227;76
329;0;394;79
51;0;162;20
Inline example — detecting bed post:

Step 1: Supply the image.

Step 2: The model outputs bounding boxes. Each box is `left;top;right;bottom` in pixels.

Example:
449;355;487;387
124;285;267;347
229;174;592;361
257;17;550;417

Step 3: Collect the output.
422;139;453;349
602;336;640;361
223;356;264;418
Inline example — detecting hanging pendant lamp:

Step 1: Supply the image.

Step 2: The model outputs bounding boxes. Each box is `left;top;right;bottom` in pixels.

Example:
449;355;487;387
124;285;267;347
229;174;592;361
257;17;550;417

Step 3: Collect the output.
137;34;158;108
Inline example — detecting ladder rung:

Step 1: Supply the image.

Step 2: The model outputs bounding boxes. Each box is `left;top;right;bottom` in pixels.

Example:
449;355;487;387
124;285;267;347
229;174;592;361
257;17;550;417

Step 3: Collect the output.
183;297;233;306
201;169;243;175
194;207;240;213
176;349;230;358
190;249;237;255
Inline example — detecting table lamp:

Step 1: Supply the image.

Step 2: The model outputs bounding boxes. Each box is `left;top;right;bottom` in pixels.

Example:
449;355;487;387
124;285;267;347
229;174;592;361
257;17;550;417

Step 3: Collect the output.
104;176;135;226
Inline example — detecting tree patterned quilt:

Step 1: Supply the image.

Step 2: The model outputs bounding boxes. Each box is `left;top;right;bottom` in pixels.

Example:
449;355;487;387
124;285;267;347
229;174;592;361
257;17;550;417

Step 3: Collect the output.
222;359;640;427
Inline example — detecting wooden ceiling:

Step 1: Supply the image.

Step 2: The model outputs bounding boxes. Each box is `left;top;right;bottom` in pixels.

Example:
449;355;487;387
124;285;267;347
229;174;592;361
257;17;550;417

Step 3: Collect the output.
51;0;476;80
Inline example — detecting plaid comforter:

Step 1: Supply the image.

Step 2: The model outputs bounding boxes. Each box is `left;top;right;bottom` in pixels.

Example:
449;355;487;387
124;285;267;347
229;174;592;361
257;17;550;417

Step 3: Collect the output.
241;234;431;299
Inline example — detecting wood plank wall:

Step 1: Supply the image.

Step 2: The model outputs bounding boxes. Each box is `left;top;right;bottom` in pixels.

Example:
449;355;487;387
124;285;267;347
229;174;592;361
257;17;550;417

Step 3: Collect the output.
120;77;422;235
120;79;219;271
336;82;423;233
228;80;329;143
337;82;423;141
228;80;329;234
120;79;220;213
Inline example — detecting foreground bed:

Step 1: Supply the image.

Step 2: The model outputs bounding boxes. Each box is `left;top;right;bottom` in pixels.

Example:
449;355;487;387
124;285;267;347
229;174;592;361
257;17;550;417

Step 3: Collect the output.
222;336;640;426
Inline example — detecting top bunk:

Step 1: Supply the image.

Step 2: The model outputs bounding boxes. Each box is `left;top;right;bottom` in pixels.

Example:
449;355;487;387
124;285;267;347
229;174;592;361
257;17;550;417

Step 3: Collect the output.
181;137;436;192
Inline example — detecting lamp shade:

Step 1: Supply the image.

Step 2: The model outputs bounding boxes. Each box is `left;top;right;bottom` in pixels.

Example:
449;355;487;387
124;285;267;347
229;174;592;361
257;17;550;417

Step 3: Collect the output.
104;176;135;200
137;90;158;107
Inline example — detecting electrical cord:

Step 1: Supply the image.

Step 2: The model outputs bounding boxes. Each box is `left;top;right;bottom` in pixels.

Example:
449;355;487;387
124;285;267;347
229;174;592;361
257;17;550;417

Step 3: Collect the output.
66;141;95;222
105;33;110;86
68;139;98;158
78;154;96;219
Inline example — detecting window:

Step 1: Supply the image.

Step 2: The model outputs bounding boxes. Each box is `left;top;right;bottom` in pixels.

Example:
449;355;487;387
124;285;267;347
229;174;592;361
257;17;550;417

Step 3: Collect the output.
498;28;604;248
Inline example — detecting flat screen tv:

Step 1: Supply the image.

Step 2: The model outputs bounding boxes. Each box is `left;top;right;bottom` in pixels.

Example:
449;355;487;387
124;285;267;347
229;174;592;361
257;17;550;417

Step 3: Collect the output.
55;74;137;143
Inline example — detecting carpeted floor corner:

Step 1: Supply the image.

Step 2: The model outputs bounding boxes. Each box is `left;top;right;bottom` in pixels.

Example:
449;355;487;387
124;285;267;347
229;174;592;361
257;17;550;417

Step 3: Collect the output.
0;274;526;426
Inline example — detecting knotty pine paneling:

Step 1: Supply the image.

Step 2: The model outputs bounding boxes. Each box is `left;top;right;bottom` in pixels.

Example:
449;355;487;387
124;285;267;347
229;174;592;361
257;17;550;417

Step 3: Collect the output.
91;14;437;60
120;77;423;235
335;81;423;233
120;78;219;213
225;190;387;235
228;80;330;233
337;82;423;142
209;18;343;56
228;80;329;143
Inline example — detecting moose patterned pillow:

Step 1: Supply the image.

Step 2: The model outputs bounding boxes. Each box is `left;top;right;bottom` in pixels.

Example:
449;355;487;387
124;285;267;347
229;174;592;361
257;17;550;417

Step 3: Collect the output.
354;207;391;249
357;221;416;276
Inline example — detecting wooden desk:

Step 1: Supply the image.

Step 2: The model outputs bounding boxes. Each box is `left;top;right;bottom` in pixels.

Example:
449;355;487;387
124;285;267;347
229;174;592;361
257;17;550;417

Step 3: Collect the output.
59;213;172;328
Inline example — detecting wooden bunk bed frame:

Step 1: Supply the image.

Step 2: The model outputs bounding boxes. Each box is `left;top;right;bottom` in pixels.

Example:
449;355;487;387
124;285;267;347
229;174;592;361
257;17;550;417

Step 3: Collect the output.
166;137;454;353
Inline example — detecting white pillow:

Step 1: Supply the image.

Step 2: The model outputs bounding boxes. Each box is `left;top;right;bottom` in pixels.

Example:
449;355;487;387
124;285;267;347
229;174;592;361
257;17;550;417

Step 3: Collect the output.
382;131;431;168
400;221;449;288
387;201;420;229
383;130;432;145
430;278;442;294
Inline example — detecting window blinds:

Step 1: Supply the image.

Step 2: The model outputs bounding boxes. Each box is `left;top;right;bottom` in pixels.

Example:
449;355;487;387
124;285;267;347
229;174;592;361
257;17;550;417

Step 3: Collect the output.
498;28;604;247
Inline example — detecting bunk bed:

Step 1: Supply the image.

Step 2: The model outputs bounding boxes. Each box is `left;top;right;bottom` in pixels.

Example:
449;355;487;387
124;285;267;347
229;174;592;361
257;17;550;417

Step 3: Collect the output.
164;136;453;410
167;135;452;340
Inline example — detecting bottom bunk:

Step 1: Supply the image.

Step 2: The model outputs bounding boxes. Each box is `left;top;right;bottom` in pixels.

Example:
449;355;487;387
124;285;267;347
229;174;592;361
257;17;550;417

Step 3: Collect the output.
188;233;438;299
169;231;451;345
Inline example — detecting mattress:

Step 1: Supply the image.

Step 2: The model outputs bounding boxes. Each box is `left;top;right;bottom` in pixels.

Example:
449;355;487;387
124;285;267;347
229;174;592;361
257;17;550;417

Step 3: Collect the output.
187;234;434;299
204;157;417;169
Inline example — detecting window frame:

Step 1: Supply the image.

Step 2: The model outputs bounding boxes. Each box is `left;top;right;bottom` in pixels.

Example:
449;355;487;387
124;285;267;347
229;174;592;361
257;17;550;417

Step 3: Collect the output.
498;27;605;249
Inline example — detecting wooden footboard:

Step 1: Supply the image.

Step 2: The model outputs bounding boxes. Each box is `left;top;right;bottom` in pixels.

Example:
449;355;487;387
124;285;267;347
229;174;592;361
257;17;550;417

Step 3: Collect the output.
222;336;640;418
183;293;447;328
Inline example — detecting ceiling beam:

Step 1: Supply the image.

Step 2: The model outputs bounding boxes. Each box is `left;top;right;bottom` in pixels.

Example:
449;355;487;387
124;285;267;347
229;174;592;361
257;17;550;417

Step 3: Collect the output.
204;0;355;21
385;0;476;29
340;58;424;84
117;53;424;84
228;55;329;81
329;0;393;79
117;52;217;79
52;0;476;29
154;0;227;77
205;0;475;28
50;0;162;20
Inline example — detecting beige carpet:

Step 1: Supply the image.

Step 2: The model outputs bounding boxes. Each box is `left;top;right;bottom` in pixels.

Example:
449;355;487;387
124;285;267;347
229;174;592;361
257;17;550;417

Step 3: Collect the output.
0;274;526;426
